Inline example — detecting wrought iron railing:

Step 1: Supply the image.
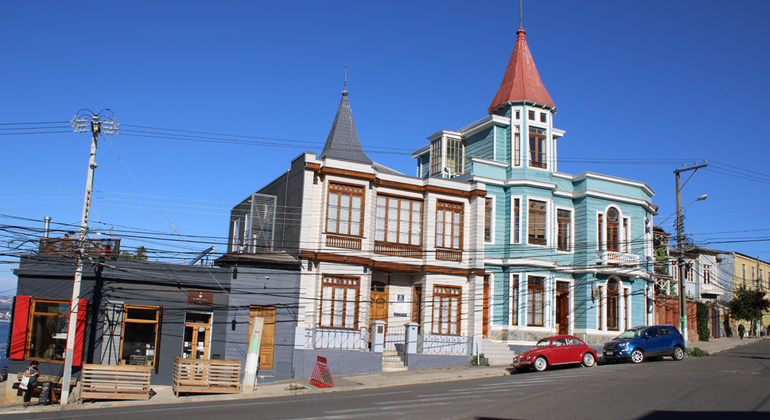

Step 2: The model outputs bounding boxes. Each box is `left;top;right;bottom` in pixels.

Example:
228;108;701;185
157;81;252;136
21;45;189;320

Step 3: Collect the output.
310;327;368;351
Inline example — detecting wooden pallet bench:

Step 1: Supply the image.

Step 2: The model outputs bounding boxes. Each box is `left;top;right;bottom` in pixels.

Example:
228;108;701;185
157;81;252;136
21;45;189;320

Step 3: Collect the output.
79;364;153;401
172;357;241;396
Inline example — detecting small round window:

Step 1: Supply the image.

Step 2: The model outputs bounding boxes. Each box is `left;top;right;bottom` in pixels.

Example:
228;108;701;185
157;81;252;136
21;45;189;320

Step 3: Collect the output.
607;207;619;222
607;279;619;293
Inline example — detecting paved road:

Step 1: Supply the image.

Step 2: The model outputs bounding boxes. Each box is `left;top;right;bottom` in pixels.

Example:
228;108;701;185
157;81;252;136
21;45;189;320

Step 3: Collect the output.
8;339;770;420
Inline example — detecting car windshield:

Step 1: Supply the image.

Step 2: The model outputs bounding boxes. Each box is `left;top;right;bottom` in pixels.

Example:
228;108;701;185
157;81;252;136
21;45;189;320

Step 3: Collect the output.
535;338;551;347
615;328;644;340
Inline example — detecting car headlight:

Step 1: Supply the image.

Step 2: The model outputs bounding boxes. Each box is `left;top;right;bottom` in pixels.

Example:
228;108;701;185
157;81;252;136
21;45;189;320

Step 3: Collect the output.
618;342;629;348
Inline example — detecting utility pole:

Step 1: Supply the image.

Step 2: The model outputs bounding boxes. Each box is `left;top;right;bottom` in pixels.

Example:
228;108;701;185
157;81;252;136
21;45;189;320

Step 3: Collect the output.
675;161;707;348
61;111;118;405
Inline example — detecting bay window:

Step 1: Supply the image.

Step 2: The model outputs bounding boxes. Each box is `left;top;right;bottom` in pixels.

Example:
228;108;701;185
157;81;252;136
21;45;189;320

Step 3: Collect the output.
528;199;547;245
326;183;364;237
375;195;422;246
529;127;546;168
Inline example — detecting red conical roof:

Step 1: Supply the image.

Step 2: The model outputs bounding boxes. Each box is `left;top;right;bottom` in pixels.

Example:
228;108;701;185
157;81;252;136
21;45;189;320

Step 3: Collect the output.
488;28;555;113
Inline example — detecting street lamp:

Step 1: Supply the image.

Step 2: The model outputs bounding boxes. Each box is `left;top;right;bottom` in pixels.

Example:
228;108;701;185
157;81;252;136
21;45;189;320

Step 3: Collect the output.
675;162;707;348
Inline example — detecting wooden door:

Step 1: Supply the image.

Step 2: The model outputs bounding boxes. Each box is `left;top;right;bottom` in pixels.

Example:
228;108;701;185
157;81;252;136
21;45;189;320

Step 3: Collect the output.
249;306;276;370
183;312;211;359
482;275;490;338
370;282;388;341
556;285;569;335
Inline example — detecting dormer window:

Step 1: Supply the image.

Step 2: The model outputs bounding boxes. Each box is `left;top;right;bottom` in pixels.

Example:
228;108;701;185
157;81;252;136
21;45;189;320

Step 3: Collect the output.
430;136;464;176
529;127;546;169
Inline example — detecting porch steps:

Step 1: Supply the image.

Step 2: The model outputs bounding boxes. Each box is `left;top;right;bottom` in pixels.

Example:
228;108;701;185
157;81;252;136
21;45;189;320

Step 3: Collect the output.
382;350;407;372
480;339;518;366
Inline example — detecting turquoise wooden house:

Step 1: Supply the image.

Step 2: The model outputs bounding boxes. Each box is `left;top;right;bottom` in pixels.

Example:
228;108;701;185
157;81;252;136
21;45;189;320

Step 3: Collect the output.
412;27;656;351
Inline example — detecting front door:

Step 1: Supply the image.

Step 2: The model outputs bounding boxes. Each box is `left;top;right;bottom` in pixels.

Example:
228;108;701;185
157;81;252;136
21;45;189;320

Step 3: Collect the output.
249;306;276;370
369;282;388;342
183;312;212;359
556;282;570;335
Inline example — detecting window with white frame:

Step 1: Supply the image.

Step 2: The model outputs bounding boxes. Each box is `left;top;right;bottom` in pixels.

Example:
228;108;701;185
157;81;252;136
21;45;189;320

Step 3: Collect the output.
445;137;464;175
514;132;521;166
432;285;461;335
510;274;519;326
528;127;547;169
430;140;442;175
557;209;571;252
484;196;494;243
528;199;547;245
606;207;620;252
527;276;545;327
597;285;604;330
622;217;630;252
319;275;359;330
704;264;713;285
606;279;620;331
512;197;521;244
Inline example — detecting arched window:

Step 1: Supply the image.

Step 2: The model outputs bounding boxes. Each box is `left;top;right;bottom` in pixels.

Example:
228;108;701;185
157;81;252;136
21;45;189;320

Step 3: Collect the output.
607;279;620;331
607;207;620;252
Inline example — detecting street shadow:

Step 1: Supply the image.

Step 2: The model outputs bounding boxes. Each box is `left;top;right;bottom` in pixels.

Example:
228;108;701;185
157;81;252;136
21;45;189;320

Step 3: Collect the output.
635;411;769;420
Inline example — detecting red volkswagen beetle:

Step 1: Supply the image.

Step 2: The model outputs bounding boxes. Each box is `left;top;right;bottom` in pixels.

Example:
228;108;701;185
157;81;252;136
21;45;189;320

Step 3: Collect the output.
509;335;597;373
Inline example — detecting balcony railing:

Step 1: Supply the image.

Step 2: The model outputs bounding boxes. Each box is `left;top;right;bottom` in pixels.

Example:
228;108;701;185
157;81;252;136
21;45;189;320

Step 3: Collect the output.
596;250;640;266
529;160;547;169
326;235;362;250
374;241;423;258
39;238;121;259
436;249;462;262
700;283;724;296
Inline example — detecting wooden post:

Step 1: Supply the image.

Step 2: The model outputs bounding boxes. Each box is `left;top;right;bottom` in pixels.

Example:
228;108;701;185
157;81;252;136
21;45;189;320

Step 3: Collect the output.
241;316;263;392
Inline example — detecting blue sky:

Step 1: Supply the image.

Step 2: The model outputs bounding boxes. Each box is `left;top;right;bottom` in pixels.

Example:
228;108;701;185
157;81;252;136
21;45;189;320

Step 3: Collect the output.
2;0;770;292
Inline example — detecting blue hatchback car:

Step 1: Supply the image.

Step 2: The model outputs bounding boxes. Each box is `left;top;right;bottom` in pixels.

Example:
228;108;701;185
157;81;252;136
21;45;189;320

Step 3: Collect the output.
603;325;685;364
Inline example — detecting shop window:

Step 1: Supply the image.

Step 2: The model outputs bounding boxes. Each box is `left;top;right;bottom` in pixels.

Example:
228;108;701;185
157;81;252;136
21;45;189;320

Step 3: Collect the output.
120;305;159;366
10;296;87;366
432;285;461;335
320;275;360;330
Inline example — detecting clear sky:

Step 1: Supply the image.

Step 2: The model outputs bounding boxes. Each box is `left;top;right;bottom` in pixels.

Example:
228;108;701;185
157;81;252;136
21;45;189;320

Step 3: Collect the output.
2;0;769;293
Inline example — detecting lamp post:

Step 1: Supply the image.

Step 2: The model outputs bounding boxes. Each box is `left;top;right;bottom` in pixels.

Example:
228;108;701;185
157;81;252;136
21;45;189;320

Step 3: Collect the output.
675;161;707;348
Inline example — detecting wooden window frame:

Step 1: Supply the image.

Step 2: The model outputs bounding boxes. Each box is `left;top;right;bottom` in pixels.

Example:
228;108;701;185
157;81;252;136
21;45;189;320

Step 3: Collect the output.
529;127;546;169
120;305;160;367
528;199;547;246
431;285;461;336
513;197;521;244
606;207;620;252
326;182;365;237
607;280;620;331
25;298;70;363
319;275;360;330
375;194;423;246
435;200;464;250
597;213;604;250
527;277;545;327
557;209;571;252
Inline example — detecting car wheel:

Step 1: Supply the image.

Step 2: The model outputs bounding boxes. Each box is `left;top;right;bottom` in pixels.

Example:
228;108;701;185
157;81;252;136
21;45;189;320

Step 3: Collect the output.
533;356;548;372
631;349;644;364
672;346;685;361
582;352;596;367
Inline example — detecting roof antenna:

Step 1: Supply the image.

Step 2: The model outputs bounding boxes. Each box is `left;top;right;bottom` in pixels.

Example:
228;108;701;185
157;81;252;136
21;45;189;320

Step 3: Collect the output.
519;0;523;29
342;67;348;96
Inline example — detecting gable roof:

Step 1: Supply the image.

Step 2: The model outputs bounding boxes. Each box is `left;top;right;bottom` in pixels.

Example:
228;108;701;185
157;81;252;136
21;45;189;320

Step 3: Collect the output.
319;90;373;165
488;28;555;113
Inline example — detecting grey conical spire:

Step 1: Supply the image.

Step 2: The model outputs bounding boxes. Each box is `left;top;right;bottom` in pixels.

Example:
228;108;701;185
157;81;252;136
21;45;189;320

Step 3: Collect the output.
319;89;372;165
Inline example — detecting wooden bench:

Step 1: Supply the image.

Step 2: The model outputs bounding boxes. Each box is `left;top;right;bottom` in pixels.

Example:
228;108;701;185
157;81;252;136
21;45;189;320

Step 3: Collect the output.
172;357;241;396
13;373;77;403
79;364;153;401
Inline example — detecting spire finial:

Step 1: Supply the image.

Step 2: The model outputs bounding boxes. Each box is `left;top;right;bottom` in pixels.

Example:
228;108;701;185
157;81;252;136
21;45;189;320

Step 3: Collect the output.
342;67;348;96
519;0;523;29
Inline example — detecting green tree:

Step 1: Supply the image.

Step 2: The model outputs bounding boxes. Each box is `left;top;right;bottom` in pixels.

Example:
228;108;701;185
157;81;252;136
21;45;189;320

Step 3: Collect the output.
726;286;770;334
119;246;149;261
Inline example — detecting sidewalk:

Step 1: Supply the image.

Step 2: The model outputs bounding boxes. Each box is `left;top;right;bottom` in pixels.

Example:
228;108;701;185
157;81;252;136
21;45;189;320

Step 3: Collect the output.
3;336;765;414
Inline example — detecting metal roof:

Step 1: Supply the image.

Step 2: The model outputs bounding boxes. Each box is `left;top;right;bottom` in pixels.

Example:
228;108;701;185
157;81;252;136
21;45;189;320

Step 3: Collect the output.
319;90;373;165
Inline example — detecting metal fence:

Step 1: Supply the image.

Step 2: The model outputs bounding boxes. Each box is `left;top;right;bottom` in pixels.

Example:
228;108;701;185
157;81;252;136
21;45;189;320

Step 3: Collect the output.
418;334;471;355
310;327;369;351
383;325;407;353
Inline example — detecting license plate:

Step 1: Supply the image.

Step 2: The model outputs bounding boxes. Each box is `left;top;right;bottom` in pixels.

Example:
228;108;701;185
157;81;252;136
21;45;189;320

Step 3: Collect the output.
606;351;614;355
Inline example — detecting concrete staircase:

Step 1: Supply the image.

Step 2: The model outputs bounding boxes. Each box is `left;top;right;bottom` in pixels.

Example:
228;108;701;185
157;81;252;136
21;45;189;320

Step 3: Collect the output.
382;350;408;372
479;339;517;366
